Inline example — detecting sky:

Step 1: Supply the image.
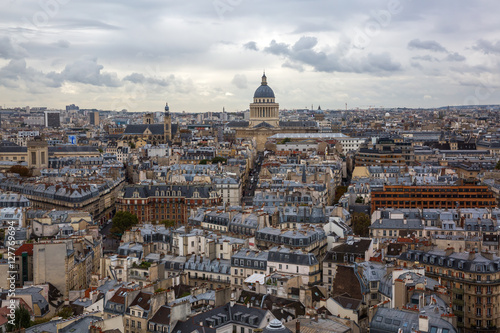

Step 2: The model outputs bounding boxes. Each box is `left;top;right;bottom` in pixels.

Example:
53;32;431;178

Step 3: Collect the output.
0;0;499;112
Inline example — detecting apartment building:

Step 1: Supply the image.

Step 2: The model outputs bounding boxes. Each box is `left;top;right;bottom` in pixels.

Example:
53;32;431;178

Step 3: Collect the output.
398;249;500;332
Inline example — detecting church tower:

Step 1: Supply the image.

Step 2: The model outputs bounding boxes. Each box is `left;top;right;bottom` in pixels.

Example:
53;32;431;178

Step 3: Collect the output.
164;102;172;142
249;73;280;128
143;113;154;125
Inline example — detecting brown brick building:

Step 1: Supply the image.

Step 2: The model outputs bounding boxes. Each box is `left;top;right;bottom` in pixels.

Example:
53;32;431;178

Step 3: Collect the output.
371;185;496;213
116;184;220;224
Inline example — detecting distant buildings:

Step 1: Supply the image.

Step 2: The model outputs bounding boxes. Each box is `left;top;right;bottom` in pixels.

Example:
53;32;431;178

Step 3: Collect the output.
44;110;61;128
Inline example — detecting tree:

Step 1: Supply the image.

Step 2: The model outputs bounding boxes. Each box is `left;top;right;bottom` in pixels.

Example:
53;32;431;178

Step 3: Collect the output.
111;211;138;236
279;137;291;144
56;306;74;319
333;186;348;204
6;306;31;331
355;196;364;204
496;160;500;170
160;219;176;228
211;156;227;165
9;165;32;177
199;159;208;165
352;212;371;237
128;141;136;149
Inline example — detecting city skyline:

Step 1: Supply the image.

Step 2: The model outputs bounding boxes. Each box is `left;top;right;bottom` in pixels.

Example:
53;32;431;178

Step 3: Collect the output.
1;0;500;112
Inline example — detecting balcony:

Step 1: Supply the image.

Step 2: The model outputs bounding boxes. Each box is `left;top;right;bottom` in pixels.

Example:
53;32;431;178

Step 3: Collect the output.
453;287;464;295
454;310;464;317
453;299;464;306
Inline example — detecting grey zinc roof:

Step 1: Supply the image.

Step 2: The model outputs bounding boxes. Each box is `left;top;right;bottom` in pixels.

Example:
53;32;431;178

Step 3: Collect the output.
268;247;318;266
233;248;269;261
370;218;424;230
123;124;166;135
121;183;216;199
370;307;456;333
173;303;269;333
401;249;500;273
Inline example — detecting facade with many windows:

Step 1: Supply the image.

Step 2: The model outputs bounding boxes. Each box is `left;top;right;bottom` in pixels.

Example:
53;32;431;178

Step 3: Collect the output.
116;184;220;224
398;249;500;332
231;249;268;288
371;185;496;213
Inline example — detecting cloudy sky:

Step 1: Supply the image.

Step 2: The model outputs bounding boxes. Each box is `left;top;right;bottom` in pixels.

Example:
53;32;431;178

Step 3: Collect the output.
1;0;499;112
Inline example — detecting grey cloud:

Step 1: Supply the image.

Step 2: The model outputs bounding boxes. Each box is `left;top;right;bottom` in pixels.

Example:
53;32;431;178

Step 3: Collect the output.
49;57;122;87
282;61;304;72
264;40;290;56
243;41;258;51
0;59;59;90
54;40;70;48
264;37;400;74
292;36;318;52
123;72;172;86
472;39;500;54
412;55;439;62
408;39;448;53
0;36;27;59
231;74;248;89
410;61;423;70
445;52;466;62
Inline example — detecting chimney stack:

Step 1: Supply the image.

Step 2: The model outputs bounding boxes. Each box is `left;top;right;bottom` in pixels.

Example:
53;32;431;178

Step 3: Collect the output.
296;320;300;333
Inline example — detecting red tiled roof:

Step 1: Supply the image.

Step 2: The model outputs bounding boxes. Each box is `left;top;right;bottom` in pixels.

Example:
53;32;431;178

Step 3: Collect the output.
108;287;132;304
14;243;34;256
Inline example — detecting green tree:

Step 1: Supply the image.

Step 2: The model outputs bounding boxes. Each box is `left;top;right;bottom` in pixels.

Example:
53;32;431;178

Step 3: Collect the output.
279;137;291;144
160;219;176;228
496;160;500;170
56;306;74;319
111;211;139;236
333;186;348;204
199;159;208;165
355;196;364;204
128;141;136;149
9;165;32;177
352;212;371;237
6;306;31;331
211;156;227;165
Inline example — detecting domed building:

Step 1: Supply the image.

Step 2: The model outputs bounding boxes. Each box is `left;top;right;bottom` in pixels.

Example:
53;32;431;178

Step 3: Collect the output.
249;73;280;128
228;73;319;150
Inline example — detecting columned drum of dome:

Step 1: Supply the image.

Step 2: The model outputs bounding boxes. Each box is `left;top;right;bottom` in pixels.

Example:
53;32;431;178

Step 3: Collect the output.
249;73;280;128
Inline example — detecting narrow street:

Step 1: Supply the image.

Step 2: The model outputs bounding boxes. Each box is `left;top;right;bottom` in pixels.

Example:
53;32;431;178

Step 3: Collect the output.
241;153;263;206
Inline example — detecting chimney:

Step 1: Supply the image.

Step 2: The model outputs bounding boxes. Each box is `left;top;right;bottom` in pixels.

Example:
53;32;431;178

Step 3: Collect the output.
482;250;494;261
468;251;475;261
445;247;454;256
296;320;300;333
419;315;429;332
